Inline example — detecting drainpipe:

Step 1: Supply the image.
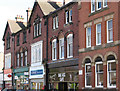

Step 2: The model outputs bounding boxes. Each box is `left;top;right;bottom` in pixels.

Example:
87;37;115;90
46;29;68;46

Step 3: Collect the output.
2;67;5;90
45;17;49;91
12;34;15;89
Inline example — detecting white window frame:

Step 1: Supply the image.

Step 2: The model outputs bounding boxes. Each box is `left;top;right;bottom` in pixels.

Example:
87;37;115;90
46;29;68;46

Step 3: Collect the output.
65;11;69;24
59;38;64;59
53;17;56;29
107;19;113;43
96;0;102;10
21;52;23;67
67;34;73;58
52;39;57;61
39;22;41;35
91;0;95;13
17;53;19;67
85;63;92;88
5;53;11;69
25;51;27;66
107;60;116;88
69;9;72;22
96;23;101;45
86;27;91;48
103;0;108;8
56;16;58;29
95;61;103;88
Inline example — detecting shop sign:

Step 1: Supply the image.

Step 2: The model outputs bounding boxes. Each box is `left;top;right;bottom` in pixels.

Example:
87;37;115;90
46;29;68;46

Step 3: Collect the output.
24;72;29;75
15;76;18;80
31;69;43;75
4;73;12;81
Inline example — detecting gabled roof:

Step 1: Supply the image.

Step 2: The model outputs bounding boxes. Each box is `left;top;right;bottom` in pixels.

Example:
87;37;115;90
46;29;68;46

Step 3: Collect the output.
2;20;27;41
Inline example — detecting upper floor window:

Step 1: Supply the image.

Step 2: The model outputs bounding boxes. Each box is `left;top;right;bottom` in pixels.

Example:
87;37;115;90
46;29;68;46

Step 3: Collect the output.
107;19;113;43
67;34;73;58
91;0;107;13
31;41;43;66
59;38;64;59
5;53;11;69
24;50;27;66
65;9;72;24
96;23;101;45
53;16;58;29
6;33;10;49
86;27;91;48
23;31;26;43
20;52;23;66
52;39;57;61
34;22;41;38
17;34;20;46
17;53;19;67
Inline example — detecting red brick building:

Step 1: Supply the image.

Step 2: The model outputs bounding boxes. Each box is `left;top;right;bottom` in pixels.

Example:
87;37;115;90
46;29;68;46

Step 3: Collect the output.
78;1;120;91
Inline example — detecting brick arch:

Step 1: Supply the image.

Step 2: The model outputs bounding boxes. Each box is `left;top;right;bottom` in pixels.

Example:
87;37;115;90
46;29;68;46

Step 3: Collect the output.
104;51;117;61
57;30;64;39
19;46;23;52
64;30;74;40
50;36;58;45
93;54;104;63
82;56;92;65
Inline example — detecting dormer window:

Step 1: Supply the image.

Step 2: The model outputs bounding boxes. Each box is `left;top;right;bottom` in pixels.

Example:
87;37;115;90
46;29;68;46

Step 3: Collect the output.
6;32;10;49
34;21;41;38
53;16;58;30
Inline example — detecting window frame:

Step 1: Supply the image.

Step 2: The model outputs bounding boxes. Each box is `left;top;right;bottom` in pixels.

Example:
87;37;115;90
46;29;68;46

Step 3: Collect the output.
96;0;102;10
5;53;11;69
91;0;95;13
96;23;101;45
20;52;23;67
107;19;113;43
17;34;20;46
17;53;19;67
52;39;57;61
67;34;73;58
24;50;27;66
59;38;64;59
95;61;103;88
86;27;91;48
107;60;116;88
69;9;72;23
85;63;92;88
103;0;108;8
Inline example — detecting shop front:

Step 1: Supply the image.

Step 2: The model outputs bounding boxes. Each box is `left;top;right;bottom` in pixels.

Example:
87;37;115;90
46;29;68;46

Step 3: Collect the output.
48;59;79;91
14;67;29;90
29;65;44;90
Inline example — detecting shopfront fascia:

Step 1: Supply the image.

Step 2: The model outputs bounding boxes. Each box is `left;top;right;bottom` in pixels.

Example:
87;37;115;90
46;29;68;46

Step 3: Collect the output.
48;59;79;90
14;67;29;90
29;65;45;90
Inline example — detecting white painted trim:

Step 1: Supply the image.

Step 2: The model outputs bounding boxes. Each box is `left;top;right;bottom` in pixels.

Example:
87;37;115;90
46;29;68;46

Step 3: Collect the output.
96;0;102;10
96;23;101;45
86;27;91;48
52;39;57;61
91;0;95;13
59;38;64;59
103;0;108;8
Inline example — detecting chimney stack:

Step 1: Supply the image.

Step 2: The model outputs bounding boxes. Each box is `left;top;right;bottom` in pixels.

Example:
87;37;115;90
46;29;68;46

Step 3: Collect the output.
26;7;32;23
15;15;24;22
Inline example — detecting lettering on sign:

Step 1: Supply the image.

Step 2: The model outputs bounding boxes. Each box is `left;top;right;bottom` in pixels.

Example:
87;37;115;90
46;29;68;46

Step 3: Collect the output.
31;69;43;75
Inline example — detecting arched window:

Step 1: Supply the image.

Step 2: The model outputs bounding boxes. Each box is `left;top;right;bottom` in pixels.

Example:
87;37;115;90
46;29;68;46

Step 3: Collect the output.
67;34;73;58
107;55;116;88
95;57;103;87
6;32;10;49
85;58;92;87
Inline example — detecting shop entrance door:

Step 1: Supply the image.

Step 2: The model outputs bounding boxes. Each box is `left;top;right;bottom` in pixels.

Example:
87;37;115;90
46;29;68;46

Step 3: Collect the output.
58;82;67;91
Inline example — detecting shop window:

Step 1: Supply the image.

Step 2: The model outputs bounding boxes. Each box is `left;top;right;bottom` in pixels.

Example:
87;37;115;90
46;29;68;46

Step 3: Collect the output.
52;39;57;60
107;55;116;88
86;27;91;48
107;19;113;43
67;34;73;58
85;58;92;87
53;16;58;30
95;57;103;87
59;38;64;59
6;32;10;49
96;23;101;45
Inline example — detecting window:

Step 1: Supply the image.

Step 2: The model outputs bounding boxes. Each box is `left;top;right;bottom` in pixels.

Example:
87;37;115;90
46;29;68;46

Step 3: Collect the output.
65;9;72;24
24;51;27;66
6;33;10;49
91;0;95;13
97;0;102;10
31;41;43;66
52;39;57;60
107;60;116;88
53;16;58;29
103;0;107;7
20;52;23;66
107;19;113;43
86;27;91;48
5;53;11;69
67;34;73;58
17;53;19;67
96;23;101;45
34;22;41;38
23;31;26;43
59;38;64;59
85;63;92;87
17;34;20;46
95;62;103;87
